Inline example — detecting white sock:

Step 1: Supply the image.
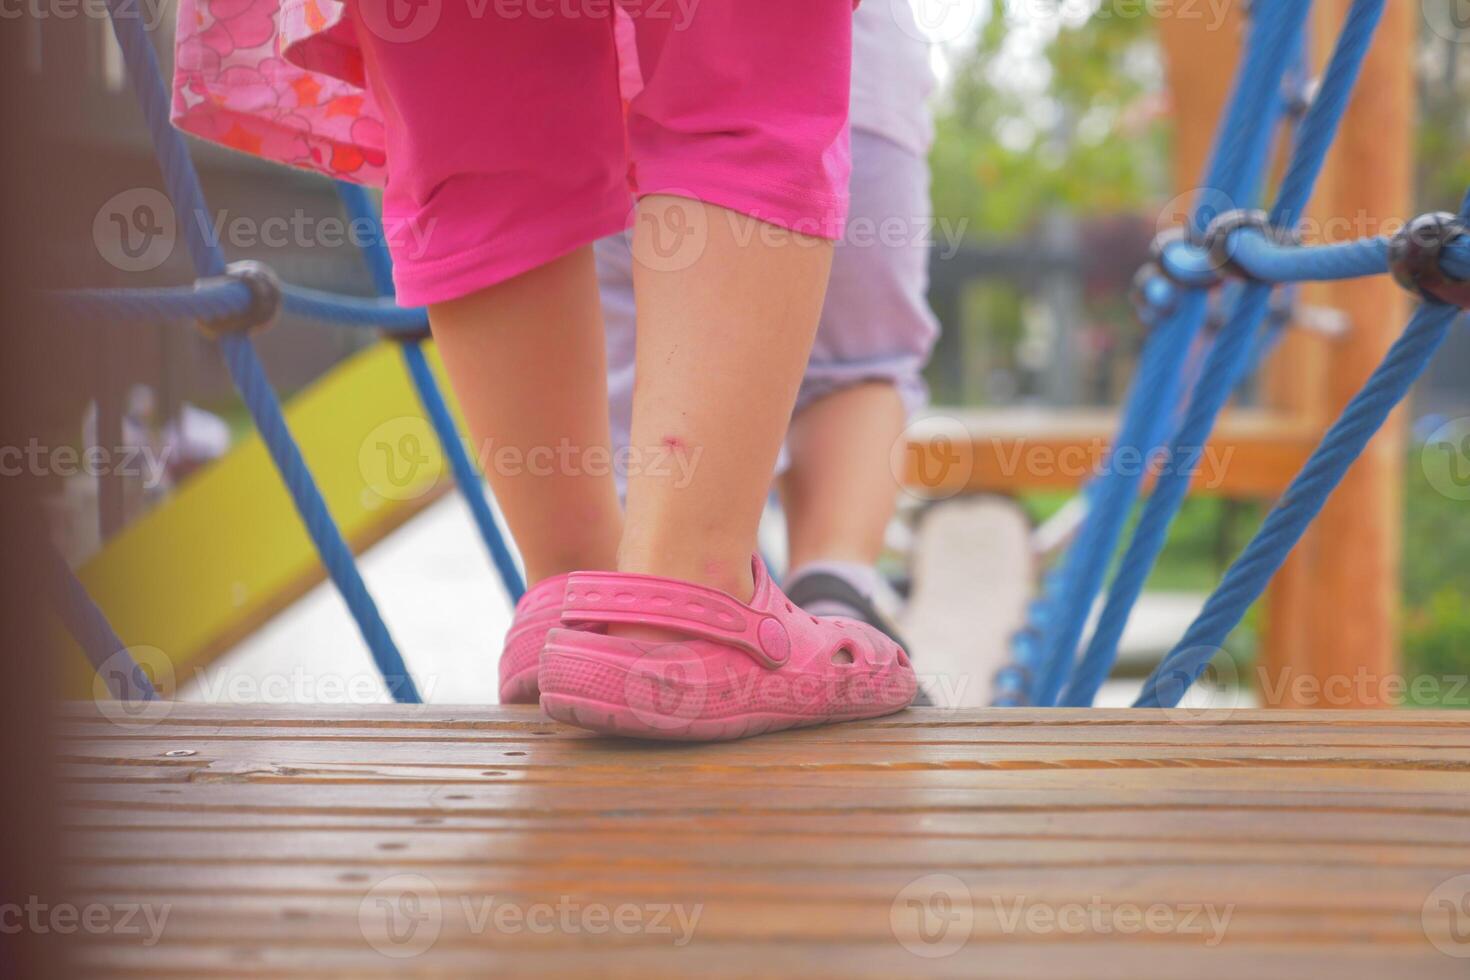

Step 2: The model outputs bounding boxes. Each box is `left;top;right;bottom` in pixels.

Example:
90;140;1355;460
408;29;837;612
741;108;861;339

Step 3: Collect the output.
786;560;900;622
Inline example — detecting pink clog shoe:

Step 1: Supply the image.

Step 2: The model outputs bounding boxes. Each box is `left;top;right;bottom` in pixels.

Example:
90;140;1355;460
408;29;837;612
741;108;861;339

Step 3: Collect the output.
498;573;570;704
539;558;917;740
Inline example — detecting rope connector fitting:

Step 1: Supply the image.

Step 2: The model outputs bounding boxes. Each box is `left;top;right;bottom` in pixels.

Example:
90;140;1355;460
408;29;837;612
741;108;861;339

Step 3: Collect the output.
1389;212;1470;310
1148;226;1202;287
194;260;283;339
1129;262;1177;327
1202;209;1296;281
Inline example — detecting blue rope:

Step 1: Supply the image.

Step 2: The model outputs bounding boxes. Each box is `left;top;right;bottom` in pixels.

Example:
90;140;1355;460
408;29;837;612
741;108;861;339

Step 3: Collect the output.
1023;1;1323;705
56;280;254;324
104;2;420;702
1190;6;1310;238
104;0;224;278
49;545;155;702
1138;190;1470;707
56;281;429;332
1137;301;1463;707
282;285;429;332
1158;233;1470;287
1026;291;1208;705
1061;0;1387;708
218;335;421;701
334;183;398;297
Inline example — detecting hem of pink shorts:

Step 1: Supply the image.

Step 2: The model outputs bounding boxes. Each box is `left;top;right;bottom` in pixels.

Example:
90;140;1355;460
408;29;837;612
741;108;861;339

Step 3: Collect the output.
634;162;848;242
391;200;633;307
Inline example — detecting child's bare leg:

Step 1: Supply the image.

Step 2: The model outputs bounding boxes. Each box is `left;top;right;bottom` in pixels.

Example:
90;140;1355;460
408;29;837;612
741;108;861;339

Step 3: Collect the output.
779;381;906;570
428;246;622;586
620;196;832;602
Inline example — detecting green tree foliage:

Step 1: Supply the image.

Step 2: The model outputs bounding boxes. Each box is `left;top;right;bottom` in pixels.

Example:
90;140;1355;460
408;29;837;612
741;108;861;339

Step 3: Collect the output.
931;4;1469;234
930;1;1168;237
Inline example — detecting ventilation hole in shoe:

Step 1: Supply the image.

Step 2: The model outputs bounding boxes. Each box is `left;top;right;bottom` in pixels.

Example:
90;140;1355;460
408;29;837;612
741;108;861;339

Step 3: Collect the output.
652;594;671;607
686;601;705;614
615;592;635;603
586;591;602;602
831;647;855;666
785;601;795;613
810;616;820;626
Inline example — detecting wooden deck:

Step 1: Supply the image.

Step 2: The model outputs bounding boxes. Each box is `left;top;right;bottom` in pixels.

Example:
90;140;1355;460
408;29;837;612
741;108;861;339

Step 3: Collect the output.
61;702;1470;977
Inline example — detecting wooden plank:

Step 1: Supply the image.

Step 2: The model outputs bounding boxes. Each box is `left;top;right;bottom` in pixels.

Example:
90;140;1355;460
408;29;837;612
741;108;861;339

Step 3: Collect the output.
57;806;1470;848
901;408;1317;498
71;942;1463;980
59;704;1470;975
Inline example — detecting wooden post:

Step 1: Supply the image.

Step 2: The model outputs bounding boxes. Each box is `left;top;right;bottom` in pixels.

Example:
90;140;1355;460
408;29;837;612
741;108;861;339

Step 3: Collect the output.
1286;0;1414;708
1257;4;1341;707
1157;4;1243;201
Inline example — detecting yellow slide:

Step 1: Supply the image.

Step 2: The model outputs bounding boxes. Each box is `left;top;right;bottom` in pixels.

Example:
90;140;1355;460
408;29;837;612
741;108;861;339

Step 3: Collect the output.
64;341;462;695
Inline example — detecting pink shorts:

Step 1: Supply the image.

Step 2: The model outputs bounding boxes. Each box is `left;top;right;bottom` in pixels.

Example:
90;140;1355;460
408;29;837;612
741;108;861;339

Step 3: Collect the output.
350;1;854;306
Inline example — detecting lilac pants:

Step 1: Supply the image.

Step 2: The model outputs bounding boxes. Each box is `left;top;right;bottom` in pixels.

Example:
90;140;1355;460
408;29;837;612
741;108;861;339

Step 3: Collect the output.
598;129;940;485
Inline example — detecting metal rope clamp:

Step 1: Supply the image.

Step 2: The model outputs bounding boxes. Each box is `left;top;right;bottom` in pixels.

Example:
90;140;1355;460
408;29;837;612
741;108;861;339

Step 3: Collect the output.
1202;209;1299;281
194;260;283;339
1388;212;1470;310
1129;262;1176;327
1149;226;1212;289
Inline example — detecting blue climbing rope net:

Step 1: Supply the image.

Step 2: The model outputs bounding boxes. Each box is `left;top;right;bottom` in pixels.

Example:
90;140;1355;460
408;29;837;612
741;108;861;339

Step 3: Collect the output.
54;0;1470;709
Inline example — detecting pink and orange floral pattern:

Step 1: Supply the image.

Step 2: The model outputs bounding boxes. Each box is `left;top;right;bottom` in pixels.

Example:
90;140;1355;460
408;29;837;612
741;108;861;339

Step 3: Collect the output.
172;0;387;185
173;0;859;186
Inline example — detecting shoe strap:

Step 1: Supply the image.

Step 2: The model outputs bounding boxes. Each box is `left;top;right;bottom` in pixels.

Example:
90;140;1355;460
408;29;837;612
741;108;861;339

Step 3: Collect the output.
560;568;790;669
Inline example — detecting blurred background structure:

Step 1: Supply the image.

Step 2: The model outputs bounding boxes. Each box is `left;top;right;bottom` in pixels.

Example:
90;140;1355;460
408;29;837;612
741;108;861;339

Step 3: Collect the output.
29;0;1470;707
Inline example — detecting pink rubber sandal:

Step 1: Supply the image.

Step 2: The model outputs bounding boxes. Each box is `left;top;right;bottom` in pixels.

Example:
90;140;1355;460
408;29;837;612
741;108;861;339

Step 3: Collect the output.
539;557;917;740
498;573;571;704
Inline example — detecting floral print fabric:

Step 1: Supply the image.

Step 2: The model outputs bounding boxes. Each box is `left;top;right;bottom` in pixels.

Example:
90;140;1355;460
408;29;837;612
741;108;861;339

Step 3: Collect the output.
171;0;387;185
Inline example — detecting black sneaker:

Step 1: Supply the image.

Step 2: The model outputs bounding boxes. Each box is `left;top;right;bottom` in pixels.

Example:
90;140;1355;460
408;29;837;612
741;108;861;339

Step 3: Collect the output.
784;569;932;707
